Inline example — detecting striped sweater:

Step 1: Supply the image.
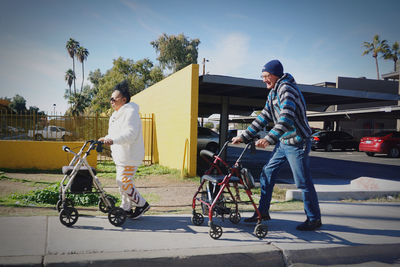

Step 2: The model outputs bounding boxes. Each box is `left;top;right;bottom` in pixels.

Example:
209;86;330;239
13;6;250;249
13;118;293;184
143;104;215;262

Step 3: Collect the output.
241;73;312;145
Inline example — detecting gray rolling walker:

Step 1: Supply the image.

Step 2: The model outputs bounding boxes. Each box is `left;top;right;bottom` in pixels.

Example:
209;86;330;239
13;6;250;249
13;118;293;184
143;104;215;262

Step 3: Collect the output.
57;140;127;227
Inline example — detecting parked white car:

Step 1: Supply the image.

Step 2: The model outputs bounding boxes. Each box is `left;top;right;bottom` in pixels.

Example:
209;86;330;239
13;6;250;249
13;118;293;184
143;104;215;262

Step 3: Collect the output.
28;126;72;141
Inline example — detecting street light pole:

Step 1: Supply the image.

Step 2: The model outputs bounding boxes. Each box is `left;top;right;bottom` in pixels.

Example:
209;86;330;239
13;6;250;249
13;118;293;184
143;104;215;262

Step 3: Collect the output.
202;58;209;75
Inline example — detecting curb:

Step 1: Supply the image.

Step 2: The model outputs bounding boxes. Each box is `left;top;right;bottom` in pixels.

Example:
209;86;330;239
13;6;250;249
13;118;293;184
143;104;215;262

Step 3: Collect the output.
3;243;399;267
284;243;400;266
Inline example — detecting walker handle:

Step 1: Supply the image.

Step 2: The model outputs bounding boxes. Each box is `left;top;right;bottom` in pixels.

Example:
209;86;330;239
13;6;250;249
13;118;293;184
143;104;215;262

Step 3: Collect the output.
62;146;70;152
96;142;103;152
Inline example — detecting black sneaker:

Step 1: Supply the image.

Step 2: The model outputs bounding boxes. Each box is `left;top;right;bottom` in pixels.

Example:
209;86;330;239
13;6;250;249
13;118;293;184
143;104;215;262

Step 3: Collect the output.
296;218;322;231
125;209;134;218
244;212;271;223
131;202;150;220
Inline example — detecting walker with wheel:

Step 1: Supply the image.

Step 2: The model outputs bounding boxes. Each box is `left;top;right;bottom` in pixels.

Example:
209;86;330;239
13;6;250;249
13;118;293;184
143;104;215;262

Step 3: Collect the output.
191;140;268;239
57;140;127;227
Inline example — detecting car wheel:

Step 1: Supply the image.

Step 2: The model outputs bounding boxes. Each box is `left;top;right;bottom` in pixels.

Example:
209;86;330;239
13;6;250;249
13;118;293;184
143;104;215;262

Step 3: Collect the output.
325;144;333;152
35;134;43;141
388;147;400;158
366;152;375;157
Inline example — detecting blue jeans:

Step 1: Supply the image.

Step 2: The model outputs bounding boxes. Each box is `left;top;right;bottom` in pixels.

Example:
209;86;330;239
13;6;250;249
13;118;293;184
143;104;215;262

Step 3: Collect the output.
258;140;321;221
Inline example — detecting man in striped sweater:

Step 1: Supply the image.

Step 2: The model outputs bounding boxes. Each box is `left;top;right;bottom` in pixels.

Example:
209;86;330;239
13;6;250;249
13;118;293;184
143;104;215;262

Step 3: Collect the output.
232;60;321;231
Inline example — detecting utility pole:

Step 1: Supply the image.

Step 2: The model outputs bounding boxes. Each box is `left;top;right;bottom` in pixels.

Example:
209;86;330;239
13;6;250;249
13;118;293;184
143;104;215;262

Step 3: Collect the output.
202;58;209;75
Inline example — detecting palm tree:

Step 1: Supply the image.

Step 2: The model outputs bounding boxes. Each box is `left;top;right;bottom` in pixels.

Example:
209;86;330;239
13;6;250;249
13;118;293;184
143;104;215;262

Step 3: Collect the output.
68;93;90;116
65;38;80;94
362;34;389;79
384;41;399;72
76;46;89;93
64;69;75;97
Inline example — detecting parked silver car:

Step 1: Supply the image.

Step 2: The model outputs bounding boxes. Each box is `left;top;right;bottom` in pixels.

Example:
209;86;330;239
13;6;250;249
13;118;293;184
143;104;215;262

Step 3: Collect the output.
197;127;219;153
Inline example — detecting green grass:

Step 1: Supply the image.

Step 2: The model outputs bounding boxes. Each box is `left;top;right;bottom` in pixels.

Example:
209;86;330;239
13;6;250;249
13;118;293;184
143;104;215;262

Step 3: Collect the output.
135;164;180;177
96;162;183;179
0;163;182;211
3;163;398;216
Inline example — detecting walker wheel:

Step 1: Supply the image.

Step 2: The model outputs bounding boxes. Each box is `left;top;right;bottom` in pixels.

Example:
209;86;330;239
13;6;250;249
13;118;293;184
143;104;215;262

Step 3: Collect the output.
56;199;74;212
108;207;127;227
191;213;204;226
229;212;241;224
254;224;268;239
209;223;223;239
98;196;115;213
59;207;79;227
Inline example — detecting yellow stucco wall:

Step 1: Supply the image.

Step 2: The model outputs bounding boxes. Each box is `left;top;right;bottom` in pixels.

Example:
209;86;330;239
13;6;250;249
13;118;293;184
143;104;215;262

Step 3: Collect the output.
131;64;199;176
0;141;97;170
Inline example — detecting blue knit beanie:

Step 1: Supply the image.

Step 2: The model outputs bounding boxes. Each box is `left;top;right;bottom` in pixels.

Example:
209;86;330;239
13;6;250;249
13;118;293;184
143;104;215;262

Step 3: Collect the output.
262;60;284;77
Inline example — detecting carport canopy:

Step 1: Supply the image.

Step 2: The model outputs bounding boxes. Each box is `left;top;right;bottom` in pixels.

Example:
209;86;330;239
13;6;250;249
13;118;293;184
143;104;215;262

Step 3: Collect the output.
198;74;400;146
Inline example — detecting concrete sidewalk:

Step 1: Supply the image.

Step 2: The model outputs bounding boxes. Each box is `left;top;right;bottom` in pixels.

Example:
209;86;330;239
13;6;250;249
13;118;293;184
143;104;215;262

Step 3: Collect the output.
286;176;400;201
1;202;400;266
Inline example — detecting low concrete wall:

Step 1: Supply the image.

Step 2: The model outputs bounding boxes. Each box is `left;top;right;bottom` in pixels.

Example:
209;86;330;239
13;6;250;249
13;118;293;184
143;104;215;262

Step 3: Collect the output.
0;140;97;170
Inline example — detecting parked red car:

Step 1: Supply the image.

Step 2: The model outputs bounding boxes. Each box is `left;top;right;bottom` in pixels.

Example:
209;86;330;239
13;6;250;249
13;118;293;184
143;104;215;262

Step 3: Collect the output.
359;131;400;158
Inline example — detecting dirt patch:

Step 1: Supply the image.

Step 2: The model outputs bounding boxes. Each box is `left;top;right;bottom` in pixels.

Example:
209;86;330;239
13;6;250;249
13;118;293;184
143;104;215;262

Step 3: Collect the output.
5;173;62;183
0;180;35;197
0;172;199;216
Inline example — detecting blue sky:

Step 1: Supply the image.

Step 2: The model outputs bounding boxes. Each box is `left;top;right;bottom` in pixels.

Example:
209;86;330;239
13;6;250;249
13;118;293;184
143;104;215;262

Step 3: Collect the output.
0;0;399;114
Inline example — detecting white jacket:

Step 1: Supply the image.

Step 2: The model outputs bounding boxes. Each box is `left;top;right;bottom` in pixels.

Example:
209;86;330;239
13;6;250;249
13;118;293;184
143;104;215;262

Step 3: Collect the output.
105;102;145;166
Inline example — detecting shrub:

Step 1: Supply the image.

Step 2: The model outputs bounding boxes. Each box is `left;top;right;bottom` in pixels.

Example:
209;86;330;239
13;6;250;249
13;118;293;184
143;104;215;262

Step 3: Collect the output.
11;183;118;206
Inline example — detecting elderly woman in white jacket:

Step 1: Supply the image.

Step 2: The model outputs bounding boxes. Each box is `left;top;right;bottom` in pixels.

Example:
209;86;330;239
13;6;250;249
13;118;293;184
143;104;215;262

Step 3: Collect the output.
99;81;150;219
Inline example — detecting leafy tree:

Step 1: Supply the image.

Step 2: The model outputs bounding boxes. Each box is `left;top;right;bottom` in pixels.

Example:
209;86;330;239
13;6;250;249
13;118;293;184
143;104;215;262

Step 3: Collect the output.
90;57;164;113
76;46;89;92
9;94;27;113
28;106;39;113
64;69;75;97
66;38;80;94
384;41;399;72
151;33;200;72
89;69;103;90
362;34;389;79
27;106;45;116
203;122;214;129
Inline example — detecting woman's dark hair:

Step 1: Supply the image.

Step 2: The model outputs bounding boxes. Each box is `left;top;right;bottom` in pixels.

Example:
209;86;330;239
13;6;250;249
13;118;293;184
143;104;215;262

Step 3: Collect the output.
113;80;131;103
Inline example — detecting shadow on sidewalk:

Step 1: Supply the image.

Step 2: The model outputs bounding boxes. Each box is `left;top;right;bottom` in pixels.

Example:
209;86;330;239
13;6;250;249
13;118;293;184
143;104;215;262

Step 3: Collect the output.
67;214;270;242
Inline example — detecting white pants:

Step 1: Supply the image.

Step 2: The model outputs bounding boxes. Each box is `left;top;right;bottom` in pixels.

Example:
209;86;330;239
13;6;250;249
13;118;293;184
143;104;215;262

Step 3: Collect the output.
116;165;146;211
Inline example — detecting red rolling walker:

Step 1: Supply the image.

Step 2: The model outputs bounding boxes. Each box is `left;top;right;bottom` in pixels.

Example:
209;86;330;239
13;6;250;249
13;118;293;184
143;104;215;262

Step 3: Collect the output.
191;141;268;239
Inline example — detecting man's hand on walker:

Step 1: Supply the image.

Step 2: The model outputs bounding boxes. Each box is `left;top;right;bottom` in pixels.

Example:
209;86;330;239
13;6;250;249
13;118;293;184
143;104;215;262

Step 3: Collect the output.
255;138;270;148
231;136;243;144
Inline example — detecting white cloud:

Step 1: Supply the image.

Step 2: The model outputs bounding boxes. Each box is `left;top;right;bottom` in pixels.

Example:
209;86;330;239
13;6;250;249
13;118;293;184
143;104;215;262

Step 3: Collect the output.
201;32;251;77
119;0;167;36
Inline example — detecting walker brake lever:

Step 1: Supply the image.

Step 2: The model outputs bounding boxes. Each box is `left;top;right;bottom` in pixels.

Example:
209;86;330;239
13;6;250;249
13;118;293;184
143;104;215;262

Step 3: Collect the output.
250;141;256;154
